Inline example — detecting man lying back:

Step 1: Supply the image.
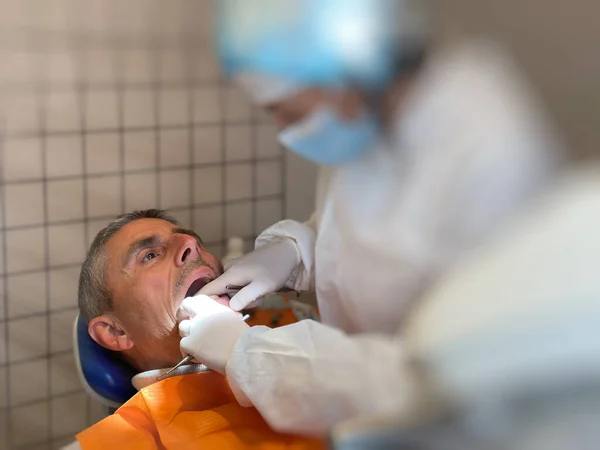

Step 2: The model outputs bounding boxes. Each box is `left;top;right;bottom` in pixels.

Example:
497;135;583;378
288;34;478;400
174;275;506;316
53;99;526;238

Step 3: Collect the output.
79;209;227;372
73;209;324;449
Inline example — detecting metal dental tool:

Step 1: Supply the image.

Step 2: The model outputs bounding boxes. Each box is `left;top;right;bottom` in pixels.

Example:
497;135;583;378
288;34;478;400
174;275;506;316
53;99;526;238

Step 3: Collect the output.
226;284;245;292
156;355;194;381
156;313;250;382
226;284;299;298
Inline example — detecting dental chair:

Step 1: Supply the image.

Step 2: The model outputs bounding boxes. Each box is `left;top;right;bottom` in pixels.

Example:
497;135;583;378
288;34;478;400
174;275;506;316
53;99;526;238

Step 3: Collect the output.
73;315;137;411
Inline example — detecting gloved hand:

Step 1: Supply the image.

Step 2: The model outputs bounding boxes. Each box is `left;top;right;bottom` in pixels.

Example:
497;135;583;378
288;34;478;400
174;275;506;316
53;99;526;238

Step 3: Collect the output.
178;295;250;375
199;237;300;311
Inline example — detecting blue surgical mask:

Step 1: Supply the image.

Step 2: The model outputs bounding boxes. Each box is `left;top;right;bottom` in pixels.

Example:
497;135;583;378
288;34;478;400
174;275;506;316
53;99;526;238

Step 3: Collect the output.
277;106;379;165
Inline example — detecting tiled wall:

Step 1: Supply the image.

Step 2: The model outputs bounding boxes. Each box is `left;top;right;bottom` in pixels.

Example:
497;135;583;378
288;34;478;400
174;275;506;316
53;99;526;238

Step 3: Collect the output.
0;1;312;449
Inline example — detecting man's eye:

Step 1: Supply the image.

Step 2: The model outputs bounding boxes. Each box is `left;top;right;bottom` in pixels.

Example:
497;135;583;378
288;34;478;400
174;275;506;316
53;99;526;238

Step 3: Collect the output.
143;252;157;262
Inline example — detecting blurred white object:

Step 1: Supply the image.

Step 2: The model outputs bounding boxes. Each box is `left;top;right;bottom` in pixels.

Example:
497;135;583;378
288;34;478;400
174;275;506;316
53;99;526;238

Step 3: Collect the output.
203;40;565;436
328;166;600;449
221;236;245;270
407;166;600;411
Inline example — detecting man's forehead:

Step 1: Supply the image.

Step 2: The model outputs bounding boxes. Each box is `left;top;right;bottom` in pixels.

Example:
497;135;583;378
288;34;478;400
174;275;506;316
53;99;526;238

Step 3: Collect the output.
106;218;174;255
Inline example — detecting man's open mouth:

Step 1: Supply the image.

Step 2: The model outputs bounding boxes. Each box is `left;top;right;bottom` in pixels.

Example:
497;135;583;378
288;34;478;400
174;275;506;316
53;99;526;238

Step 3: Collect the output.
185;276;212;298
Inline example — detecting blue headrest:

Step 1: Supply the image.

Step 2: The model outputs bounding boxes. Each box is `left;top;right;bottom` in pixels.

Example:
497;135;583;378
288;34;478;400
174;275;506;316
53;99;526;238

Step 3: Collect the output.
74;315;138;407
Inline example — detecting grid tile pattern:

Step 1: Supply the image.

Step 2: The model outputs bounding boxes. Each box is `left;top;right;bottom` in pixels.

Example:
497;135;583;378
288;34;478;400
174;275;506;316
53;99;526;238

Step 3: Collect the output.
0;0;285;448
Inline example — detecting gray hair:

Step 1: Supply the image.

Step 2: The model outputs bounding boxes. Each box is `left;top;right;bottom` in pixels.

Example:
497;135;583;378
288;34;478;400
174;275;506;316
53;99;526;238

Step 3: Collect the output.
78;209;178;323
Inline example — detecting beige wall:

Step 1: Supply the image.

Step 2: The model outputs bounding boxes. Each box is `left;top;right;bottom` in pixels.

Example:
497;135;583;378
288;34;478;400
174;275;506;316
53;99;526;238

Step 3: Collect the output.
435;0;600;159
0;1;293;448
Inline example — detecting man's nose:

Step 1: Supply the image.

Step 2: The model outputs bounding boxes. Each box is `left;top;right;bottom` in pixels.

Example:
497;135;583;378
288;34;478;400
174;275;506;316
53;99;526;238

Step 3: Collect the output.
175;235;200;267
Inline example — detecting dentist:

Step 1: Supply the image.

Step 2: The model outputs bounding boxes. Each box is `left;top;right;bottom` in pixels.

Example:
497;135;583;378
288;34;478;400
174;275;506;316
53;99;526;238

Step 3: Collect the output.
181;0;564;436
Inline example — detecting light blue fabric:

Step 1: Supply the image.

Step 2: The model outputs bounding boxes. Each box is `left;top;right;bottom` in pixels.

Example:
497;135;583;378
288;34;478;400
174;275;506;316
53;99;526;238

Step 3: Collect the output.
216;0;399;92
278;106;379;165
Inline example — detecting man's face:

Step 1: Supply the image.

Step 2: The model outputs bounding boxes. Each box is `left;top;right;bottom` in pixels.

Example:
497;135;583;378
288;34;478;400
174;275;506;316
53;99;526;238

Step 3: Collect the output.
103;218;224;370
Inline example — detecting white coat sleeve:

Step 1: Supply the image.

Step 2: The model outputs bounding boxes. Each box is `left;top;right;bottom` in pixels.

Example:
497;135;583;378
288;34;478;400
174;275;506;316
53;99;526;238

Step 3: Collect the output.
254;212;318;292
225;320;418;436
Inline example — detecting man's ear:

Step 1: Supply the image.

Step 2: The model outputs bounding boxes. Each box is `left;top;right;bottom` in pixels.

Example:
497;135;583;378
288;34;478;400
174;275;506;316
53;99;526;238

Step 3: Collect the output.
88;315;134;352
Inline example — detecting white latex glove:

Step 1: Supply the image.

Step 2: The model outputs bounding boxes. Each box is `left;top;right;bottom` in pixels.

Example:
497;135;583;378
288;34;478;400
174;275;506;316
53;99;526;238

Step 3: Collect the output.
178;295;250;375
199;237;300;311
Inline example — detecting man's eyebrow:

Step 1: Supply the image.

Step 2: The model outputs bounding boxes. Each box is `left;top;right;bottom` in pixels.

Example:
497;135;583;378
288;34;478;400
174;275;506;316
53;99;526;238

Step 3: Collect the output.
122;235;161;267
172;227;204;246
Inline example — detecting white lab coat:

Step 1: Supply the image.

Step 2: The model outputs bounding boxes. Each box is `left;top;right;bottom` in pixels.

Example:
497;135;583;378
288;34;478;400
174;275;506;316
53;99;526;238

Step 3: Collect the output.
225;40;564;436
327;164;600;448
